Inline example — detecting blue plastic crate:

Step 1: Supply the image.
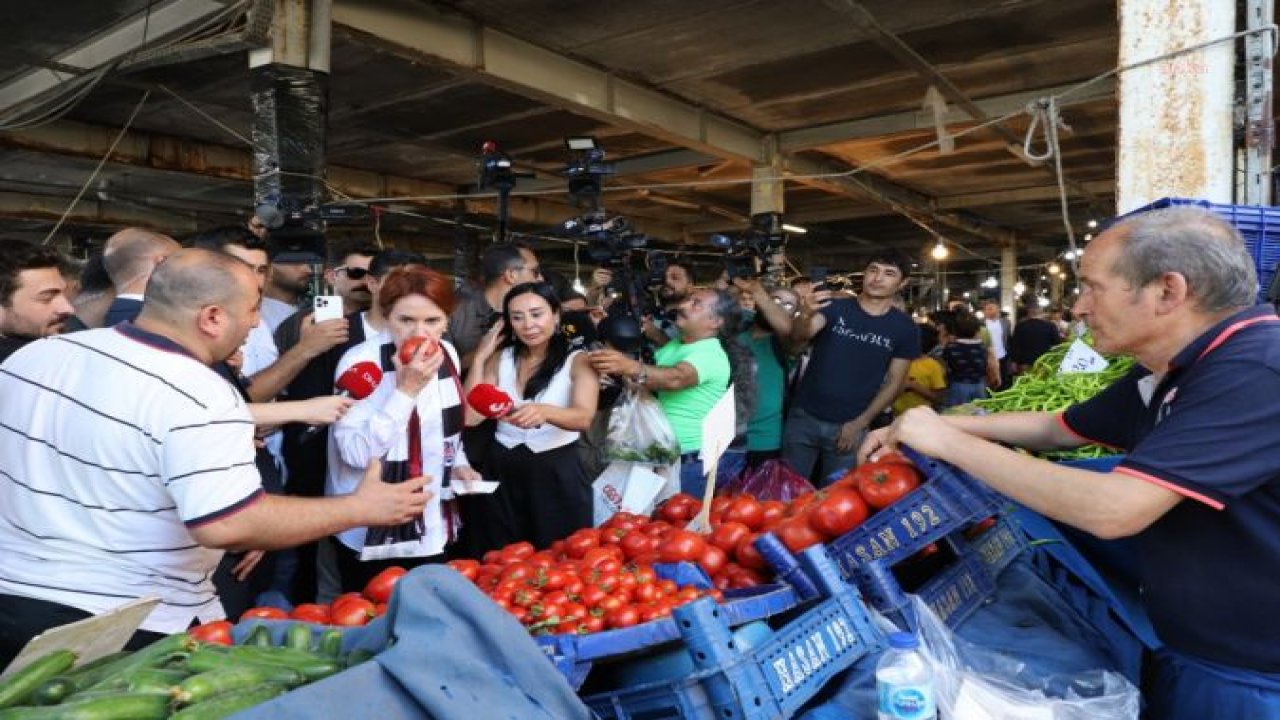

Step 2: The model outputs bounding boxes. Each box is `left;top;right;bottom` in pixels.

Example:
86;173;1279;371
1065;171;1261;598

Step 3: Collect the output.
853;515;1027;631
583;546;884;720
824;447;1003;580
1123;198;1280;300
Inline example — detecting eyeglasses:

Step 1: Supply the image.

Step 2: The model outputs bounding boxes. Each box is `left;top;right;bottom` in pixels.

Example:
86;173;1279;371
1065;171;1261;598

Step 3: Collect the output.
336;267;370;280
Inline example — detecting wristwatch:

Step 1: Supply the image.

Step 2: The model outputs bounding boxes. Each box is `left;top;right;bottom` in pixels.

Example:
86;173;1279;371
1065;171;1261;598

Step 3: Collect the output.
634;363;649;385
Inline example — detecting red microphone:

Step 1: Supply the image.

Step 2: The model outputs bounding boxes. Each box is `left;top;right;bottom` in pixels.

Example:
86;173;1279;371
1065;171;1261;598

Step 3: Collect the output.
303;361;383;438
467;383;515;419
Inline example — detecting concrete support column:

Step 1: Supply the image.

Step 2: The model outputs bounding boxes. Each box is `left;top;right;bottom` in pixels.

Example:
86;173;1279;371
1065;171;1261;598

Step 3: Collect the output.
1117;0;1234;211
1000;243;1017;320
750;136;785;217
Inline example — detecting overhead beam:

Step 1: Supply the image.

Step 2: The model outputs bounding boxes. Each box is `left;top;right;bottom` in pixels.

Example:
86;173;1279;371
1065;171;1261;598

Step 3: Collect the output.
0;0;232;118
0;119;687;241
779;80;1116;152
333;0;764;163
0;190;204;233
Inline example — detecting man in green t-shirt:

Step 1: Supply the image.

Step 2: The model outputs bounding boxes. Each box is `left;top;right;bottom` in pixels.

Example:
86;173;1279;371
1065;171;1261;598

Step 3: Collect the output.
589;288;736;495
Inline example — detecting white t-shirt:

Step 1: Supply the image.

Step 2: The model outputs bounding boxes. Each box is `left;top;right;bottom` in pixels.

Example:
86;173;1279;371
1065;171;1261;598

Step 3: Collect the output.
0;326;263;631
984;317;1007;359
259;298;297;333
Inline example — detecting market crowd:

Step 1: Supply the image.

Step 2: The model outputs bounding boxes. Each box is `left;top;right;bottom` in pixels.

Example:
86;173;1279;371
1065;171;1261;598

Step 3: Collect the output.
1;204;1278;715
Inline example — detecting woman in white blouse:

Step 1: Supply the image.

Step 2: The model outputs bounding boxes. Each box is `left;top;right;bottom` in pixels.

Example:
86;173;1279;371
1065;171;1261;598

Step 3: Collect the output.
328;266;481;590
465;282;599;549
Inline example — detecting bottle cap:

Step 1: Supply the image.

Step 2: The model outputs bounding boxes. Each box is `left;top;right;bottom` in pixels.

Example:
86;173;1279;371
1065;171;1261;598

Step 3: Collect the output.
887;632;918;650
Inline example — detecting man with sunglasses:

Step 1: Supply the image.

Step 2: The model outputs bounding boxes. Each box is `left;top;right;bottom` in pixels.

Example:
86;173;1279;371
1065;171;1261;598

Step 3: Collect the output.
325;248;376;315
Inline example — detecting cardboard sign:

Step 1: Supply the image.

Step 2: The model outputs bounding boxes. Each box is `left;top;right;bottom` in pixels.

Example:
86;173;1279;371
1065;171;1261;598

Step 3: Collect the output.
1058;338;1109;374
2;596;160;678
688;386;736;533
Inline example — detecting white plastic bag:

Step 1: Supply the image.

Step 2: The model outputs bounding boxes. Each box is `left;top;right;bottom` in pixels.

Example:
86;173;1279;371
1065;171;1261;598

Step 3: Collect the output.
592;460;679;525
604;386;681;464
907;596;1141;720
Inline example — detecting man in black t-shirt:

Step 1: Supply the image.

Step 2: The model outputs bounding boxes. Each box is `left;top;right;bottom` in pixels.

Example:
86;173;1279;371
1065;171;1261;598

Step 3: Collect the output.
783;251;919;483
1009;303;1062;374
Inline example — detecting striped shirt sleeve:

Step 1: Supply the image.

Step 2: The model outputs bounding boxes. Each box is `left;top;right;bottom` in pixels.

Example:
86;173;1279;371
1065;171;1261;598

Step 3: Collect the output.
162;397;263;525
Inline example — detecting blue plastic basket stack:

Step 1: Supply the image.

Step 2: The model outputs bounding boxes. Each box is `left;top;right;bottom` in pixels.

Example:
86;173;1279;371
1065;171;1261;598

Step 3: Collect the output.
1124;197;1280;301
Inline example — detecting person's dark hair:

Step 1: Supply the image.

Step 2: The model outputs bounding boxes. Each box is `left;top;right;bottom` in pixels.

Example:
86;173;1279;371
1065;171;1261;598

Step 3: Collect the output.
539;268;574;301
378;266;455;316
500;281;570;401
667;259;695;285
864;249;913;280
0;241;65;307
561;290;588;305
329;239;380;266
369;249;427;278
953;312;981;339
707;288;756;438
78;252;113;295
482;242;531;286
185;226;266;253
918;323;939;355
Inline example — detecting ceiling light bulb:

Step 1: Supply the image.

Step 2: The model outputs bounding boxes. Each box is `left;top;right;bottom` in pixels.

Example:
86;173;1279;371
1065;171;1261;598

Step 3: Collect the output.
1037;296;1051;307
1014;281;1026;294
930;242;949;260
981;276;998;289
1048;263;1061;275
572;277;586;294
1063;250;1076;260
1087;219;1098;229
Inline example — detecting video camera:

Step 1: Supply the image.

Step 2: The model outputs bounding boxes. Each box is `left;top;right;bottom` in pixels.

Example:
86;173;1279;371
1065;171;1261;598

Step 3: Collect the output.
709;212;788;284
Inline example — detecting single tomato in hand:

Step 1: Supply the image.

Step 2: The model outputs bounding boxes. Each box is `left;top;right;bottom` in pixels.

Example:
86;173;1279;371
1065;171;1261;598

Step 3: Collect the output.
398;335;440;364
853;462;922;510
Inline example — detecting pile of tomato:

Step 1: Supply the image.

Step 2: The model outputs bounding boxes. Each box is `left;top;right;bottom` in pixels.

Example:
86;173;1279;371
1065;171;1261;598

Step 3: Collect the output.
439;454;927;637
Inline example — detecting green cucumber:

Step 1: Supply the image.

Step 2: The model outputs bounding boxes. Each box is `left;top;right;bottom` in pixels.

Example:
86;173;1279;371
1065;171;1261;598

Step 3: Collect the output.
0;692;170;720
172;666;288;706
283;624;312;652
344;648;375;668
78;633;192;694
182;649;304;688
215;647;339;681
316;630;343;659
169;684;286;720
241;625;272;648
0;650;77;709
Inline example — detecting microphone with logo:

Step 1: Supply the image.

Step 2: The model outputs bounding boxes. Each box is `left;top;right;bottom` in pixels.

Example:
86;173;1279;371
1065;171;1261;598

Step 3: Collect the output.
303;361;383;438
466;383;515;420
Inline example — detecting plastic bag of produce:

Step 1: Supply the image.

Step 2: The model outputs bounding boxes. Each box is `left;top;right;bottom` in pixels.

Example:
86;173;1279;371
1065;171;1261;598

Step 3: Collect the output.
726;459;814;502
603;386;680;464
909;595;1141;719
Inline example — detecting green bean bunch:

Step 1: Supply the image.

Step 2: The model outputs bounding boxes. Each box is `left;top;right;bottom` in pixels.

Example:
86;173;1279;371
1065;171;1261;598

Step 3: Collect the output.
968;337;1136;460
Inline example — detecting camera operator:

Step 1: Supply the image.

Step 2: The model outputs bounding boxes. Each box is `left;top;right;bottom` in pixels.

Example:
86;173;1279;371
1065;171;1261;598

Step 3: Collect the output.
640;260;695;349
590;288;751;497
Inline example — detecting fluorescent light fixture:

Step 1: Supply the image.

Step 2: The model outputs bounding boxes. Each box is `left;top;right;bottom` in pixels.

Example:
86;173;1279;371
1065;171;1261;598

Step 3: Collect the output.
781;223;808;234
565;136;598;151
981;276;998;289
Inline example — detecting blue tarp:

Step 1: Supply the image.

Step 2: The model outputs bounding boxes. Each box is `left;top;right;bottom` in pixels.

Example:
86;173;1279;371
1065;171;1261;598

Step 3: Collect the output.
236;566;590;720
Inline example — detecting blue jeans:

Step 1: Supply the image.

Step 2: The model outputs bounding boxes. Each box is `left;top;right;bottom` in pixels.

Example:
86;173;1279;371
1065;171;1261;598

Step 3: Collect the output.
946;381;987;408
781;407;859;487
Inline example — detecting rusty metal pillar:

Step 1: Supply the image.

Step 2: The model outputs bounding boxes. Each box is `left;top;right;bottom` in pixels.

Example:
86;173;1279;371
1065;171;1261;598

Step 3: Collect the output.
1000;243;1017;319
1242;0;1274;205
1117;0;1235;211
249;0;331;253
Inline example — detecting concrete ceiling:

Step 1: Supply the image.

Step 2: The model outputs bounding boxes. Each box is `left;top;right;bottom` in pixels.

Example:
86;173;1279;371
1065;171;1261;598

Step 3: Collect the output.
0;0;1180;290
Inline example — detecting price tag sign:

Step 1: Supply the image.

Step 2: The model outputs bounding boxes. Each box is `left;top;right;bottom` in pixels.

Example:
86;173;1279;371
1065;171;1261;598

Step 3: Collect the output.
1058;338;1109;374
2;596;159;678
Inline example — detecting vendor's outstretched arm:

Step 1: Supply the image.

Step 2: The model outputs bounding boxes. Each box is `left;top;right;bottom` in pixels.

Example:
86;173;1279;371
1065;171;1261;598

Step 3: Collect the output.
863;407;1183;540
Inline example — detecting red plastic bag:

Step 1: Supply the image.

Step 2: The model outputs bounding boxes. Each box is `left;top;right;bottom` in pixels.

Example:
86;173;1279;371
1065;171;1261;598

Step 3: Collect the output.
725;459;815;502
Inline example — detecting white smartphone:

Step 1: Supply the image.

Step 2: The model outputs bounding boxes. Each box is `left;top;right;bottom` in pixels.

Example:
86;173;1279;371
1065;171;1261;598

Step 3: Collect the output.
313;294;344;323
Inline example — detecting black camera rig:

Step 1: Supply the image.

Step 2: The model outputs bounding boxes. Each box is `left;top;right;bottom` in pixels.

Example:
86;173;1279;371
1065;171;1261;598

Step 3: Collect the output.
709;211;788;285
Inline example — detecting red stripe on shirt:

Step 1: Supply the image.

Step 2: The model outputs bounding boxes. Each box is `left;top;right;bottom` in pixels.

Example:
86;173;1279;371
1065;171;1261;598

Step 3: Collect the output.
1197;316;1280;361
1113;466;1225;511
1055;412;1124;450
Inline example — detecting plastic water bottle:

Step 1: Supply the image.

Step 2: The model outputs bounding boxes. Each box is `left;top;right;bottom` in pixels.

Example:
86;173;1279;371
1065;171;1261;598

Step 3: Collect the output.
876;632;937;720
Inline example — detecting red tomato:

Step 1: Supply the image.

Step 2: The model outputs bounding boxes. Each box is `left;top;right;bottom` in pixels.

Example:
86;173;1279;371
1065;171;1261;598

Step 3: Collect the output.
776;517;825;554
711;495;734;515
446;558;480;581
582;615;606;634
363;566;407;604
965;516;998;539
331;597;376;626
606;606;640;629
620;531;656;560
579;585;608;609
854;462;922;510
675;586;701;604
641;520;673;538
786;493;817;518
561;602;588;622
658;529;708;564
596;594;625;613
875;450;915;466
697;543;728;577
600;527;628;545
499;561;535;584
504;541;536;560
735;532;769;571
290;603;332;624
240;606;288;621
397;335;440;364
722;496;764;530
709;521;751;554
537;568;569;591
564;529;601;559
633;583;661;603
728;567;765;589
759;500;788;527
807;488;870;539
190;620;233;646
657;493;703;524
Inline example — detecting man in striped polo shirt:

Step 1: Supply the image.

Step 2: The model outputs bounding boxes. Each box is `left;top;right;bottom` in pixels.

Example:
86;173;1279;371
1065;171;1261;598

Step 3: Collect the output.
0;248;428;665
